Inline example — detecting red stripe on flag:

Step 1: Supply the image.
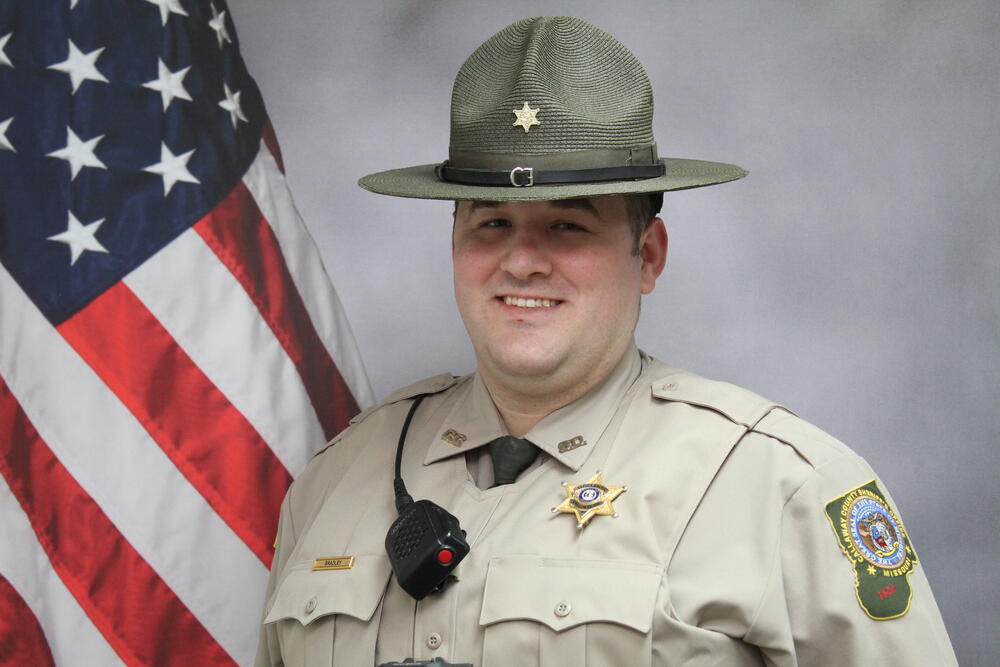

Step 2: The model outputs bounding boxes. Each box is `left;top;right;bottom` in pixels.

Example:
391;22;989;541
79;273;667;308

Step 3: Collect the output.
57;282;290;566
261;120;285;173
195;181;360;440
0;573;56;667
0;379;236;666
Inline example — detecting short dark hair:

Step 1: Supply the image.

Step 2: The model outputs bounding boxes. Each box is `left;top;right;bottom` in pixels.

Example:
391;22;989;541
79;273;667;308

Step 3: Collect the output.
624;192;663;254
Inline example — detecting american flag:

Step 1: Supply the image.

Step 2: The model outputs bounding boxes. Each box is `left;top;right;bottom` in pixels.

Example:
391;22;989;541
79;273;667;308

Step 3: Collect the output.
0;1;373;664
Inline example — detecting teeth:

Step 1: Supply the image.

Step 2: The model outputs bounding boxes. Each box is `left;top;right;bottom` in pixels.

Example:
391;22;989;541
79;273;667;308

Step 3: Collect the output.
503;296;558;308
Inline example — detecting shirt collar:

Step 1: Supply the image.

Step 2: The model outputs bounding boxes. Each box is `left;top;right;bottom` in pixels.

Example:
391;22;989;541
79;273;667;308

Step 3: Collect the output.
424;343;644;472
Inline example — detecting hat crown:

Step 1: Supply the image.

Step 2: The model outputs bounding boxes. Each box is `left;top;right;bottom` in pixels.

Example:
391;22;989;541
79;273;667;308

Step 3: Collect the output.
449;17;656;155
357;16;747;200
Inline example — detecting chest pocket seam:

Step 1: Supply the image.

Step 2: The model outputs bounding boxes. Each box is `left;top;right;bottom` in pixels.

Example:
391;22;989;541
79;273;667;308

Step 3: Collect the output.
264;554;392;627
479;555;663;633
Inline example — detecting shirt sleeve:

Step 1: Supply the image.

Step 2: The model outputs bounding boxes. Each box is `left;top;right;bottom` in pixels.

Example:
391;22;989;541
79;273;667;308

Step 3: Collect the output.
746;453;957;666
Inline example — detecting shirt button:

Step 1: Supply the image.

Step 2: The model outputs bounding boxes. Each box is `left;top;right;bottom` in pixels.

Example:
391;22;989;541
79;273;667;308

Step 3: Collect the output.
554;601;571;617
304;596;317;614
426;632;442;650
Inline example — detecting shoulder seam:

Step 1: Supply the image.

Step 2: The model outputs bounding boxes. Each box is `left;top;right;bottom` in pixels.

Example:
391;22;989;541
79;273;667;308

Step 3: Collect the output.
751;408;850;469
650;372;780;428
313;373;462;458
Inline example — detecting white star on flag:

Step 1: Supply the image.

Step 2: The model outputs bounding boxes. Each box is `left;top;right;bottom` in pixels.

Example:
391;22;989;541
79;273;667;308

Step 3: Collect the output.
70;0;81;8
0;33;12;67
0;117;14;152
142;142;200;195
47;212;109;265
47;39;109;93
208;5;232;48
47;127;107;179
218;83;248;128
143;0;189;26
142;59;193;111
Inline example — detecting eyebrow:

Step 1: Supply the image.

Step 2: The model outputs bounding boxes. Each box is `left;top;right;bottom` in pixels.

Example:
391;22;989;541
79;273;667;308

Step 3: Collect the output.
465;198;600;216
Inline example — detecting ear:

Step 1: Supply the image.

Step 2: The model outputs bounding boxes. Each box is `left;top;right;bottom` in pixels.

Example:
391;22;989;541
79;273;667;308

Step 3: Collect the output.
638;217;668;295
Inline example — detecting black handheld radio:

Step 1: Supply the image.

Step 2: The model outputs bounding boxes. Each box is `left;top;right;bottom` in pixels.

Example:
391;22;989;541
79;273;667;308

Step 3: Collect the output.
385;395;470;600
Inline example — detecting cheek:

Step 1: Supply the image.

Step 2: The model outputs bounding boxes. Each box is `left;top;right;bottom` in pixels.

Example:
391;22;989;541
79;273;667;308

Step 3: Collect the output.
453;240;494;276
576;252;642;294
598;263;644;320
454;260;488;296
453;249;494;310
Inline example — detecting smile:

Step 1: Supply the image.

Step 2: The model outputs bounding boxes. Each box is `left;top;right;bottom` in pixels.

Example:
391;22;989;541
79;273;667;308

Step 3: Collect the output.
501;295;561;308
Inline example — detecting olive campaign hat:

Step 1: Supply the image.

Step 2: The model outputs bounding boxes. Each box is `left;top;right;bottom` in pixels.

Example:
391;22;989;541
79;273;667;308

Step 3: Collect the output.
358;16;747;201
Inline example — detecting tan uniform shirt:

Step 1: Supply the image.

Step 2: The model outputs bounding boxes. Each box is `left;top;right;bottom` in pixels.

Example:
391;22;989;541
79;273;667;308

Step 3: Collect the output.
256;347;956;666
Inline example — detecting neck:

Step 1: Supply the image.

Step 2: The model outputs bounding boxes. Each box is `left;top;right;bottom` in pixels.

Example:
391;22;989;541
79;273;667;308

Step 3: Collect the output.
484;383;579;438
480;346;630;437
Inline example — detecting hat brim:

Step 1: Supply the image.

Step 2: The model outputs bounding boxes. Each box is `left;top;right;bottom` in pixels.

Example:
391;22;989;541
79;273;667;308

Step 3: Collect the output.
358;157;746;201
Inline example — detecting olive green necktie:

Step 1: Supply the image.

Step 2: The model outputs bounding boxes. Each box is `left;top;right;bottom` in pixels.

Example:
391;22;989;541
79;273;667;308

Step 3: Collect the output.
488;435;538;486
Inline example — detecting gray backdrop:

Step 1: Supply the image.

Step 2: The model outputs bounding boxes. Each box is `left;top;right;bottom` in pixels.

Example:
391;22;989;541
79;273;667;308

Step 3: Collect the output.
231;1;998;663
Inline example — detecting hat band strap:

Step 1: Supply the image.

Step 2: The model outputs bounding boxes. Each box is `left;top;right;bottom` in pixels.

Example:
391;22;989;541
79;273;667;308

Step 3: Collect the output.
436;162;665;187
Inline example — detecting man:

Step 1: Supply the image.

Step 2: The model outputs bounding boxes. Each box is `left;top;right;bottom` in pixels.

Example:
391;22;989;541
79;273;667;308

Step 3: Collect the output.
256;17;956;666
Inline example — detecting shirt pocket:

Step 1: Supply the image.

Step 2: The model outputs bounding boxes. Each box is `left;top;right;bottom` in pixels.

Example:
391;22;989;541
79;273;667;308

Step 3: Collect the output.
479;555;663;667
264;554;392;666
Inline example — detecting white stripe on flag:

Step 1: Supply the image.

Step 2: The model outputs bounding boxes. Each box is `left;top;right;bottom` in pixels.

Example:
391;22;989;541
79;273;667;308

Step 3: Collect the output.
0;264;266;666
245;144;375;409
0;474;124;667
124;225;324;477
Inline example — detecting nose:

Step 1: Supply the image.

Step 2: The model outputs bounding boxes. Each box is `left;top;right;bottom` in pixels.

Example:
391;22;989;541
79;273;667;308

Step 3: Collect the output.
499;226;552;280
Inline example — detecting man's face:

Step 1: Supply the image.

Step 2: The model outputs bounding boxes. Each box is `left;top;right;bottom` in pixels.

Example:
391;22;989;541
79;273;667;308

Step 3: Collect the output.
452;196;667;396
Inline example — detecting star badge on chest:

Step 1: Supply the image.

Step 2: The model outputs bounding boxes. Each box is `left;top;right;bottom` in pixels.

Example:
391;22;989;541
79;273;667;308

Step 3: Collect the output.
552;471;626;529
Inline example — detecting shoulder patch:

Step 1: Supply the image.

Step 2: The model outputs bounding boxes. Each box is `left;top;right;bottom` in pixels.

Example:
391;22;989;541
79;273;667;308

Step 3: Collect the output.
824;480;918;620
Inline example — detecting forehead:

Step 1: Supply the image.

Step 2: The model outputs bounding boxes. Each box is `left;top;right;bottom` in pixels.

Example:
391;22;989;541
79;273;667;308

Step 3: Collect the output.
456;196;627;220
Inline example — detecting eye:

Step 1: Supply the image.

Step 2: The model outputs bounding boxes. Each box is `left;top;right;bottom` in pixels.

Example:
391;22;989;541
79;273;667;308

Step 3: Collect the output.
479;218;511;229
552;221;588;232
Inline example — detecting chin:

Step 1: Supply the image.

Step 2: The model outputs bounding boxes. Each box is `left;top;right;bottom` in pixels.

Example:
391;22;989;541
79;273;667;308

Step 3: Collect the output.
486;346;563;380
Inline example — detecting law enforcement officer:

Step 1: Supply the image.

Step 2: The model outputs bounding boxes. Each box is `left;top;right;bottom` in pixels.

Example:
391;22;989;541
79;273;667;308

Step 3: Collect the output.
255;16;957;666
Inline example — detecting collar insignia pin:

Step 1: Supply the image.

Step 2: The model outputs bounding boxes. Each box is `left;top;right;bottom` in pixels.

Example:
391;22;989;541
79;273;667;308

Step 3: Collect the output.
511;102;540;133
557;435;587;453
552;471;626;529
441;429;467;447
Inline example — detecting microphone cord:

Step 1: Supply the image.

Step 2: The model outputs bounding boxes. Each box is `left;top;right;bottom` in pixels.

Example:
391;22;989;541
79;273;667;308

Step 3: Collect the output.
393;393;428;513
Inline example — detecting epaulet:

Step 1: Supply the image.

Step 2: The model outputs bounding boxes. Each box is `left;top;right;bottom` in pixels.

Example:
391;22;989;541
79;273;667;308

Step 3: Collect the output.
751;407;852;469
377;372;459;409
650;370;778;428
313;373;459;459
648;363;852;470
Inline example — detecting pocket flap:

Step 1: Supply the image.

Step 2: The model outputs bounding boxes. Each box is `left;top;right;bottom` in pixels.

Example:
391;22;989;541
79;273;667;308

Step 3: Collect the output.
264;554;392;627
479;556;663;633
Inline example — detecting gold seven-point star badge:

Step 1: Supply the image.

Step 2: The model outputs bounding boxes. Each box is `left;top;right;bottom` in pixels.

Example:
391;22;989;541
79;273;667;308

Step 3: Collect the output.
512;102;540;133
552;471;626;528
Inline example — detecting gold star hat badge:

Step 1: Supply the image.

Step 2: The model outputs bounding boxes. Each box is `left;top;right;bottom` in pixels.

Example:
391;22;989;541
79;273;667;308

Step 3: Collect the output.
552;471;626;528
511;101;540;132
